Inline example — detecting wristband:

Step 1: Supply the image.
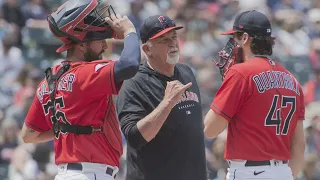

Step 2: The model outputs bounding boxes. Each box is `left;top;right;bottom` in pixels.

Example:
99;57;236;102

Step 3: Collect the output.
125;32;137;38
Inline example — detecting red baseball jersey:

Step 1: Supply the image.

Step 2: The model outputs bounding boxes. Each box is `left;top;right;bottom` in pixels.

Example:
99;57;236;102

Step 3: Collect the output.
25;60;123;167
211;57;305;161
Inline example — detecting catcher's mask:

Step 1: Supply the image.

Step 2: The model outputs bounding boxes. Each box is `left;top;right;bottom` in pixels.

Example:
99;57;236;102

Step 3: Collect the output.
213;38;243;80
47;0;116;53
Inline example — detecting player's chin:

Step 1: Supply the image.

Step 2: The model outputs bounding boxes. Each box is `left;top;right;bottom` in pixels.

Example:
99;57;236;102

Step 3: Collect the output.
99;51;105;60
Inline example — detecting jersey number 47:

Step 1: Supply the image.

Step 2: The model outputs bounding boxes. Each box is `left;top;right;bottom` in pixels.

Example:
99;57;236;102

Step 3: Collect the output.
265;95;296;135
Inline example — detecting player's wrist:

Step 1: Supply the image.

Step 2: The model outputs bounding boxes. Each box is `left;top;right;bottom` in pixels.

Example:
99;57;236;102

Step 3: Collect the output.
161;98;175;109
124;28;136;37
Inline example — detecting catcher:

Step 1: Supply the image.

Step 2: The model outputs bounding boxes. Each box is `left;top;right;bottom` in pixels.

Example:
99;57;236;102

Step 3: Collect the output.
21;0;141;179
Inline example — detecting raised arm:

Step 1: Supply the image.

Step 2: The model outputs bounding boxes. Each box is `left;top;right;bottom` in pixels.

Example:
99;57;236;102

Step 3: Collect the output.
105;14;141;84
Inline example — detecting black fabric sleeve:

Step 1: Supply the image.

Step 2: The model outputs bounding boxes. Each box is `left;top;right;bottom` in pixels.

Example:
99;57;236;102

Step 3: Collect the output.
116;79;148;150
114;32;141;84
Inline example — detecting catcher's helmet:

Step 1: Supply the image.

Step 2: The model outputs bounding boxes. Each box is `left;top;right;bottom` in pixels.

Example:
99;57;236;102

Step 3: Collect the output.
48;0;116;53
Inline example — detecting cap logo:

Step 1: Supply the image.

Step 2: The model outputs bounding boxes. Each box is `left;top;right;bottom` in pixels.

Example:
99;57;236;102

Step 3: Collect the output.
158;16;165;24
239;25;243;29
267;29;271;33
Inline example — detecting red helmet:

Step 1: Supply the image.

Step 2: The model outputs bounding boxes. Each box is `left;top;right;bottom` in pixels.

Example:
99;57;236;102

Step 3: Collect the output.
47;0;116;53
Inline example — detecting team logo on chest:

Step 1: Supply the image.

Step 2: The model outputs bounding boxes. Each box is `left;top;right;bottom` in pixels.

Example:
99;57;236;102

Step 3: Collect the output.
175;90;199;111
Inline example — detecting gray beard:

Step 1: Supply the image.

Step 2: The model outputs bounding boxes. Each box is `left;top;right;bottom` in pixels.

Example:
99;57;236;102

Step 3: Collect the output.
166;54;179;64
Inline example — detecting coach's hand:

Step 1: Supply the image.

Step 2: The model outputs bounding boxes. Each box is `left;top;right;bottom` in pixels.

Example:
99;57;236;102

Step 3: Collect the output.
164;80;192;107
105;14;136;39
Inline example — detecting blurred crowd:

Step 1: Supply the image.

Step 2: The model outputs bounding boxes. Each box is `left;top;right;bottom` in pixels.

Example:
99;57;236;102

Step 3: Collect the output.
0;0;319;179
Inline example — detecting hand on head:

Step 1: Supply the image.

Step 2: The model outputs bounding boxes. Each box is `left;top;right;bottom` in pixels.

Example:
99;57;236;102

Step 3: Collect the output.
105;14;136;39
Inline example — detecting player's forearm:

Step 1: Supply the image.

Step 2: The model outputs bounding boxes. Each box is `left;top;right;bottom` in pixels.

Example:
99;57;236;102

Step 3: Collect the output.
35;130;54;143
23;128;54;144
288;121;305;179
114;32;141;83
204;109;228;138
137;99;174;142
289;144;305;179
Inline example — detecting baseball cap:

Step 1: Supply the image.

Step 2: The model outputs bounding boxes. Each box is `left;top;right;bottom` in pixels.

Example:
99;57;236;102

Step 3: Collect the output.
221;10;272;36
140;15;183;43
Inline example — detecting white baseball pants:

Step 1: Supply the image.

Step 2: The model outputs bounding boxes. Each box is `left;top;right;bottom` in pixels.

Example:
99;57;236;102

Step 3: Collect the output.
226;159;294;180
54;162;119;180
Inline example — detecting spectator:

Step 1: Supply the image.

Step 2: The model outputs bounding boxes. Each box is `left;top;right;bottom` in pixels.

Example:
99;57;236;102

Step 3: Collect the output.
21;0;49;20
0;0;25;28
304;68;320;105
299;153;320;180
0;32;25;89
0;0;26;46
128;1;144;38
5;96;33;128
0;31;25;110
309;38;320;69
273;0;305;12
0;120;19;165
13;65;41;107
307;8;320;38
8;144;38;180
274;9;310;56
31;143;52;175
196;67;219;116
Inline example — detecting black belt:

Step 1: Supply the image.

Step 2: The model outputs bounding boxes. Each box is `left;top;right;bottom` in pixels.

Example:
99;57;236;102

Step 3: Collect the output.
245;160;288;167
56;122;102;135
66;163;114;177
